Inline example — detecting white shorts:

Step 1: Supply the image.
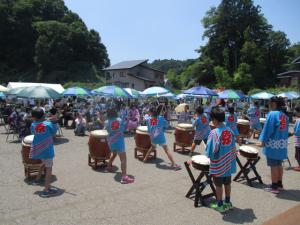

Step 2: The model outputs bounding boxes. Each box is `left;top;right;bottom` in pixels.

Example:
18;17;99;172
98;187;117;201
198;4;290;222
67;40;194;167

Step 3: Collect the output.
42;158;53;168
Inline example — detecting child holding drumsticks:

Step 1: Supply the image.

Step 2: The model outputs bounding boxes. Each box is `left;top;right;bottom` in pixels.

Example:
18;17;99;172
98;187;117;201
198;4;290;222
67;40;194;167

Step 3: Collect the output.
144;107;181;170
190;106;211;156
105;108;134;184
205;107;237;212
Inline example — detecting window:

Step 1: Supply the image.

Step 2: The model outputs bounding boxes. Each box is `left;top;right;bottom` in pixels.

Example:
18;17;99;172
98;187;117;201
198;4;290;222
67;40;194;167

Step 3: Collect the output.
120;71;126;77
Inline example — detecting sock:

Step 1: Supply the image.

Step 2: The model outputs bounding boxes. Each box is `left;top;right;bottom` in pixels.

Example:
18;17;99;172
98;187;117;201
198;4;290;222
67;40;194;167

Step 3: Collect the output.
271;182;278;190
277;181;283;188
225;196;230;203
217;200;223;207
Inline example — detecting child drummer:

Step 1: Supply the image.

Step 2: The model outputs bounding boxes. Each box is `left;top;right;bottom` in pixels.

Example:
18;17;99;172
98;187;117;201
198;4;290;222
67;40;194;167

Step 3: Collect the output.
225;105;239;143
105;108;134;184
29;107;58;198
247;101;262;143
205;107;237;212
144;107;181;170
257;97;288;193
293;105;300;172
190;106;211;156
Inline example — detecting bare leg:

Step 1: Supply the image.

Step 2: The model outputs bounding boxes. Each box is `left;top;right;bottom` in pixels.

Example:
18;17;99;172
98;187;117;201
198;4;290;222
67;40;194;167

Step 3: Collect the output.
108;152;117;167
36;164;44;181
118;152;127;177
143;145;155;162
190;142;196;154
215;186;223;201
162;145;176;166
278;165;283;182
271;166;279;184
224;184;231;199
44;167;52;191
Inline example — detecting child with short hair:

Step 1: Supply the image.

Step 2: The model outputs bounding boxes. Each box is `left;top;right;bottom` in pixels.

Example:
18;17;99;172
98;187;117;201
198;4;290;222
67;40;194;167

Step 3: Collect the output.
29;107;57;197
190;106;211;156
144;107;181;170
258;96;289;193
294;105;300;172
205;107;237;212
225;105;239;143
105;108;134;184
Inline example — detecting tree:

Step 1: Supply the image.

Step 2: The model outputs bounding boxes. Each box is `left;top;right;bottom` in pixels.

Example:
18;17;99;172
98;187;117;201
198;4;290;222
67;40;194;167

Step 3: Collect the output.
0;0;109;83
166;69;181;89
233;63;253;92
214;66;233;88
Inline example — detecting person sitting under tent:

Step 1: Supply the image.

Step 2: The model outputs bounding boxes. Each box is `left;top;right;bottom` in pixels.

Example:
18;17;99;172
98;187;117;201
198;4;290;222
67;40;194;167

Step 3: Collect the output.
74;113;86;136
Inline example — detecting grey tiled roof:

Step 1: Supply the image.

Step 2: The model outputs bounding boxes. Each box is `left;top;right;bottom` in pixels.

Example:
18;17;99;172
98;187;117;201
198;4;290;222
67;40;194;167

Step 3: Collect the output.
104;60;148;70
277;70;300;77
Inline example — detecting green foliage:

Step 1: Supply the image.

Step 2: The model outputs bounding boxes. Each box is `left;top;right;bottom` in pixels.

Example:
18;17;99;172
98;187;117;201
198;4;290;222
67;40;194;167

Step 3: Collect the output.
233;63;253;92
178;0;293;92
214;66;233;88
0;0;109;83
63;81;104;90
150;59;195;74
248;87;298;96
166;69;181;89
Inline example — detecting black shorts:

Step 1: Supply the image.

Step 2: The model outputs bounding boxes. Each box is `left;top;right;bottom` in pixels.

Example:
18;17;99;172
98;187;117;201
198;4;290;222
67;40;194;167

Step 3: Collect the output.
193;139;207;145
213;176;231;187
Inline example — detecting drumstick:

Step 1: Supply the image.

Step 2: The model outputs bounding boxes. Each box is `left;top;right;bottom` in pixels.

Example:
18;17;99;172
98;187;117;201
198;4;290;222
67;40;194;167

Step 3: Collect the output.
165;130;173;134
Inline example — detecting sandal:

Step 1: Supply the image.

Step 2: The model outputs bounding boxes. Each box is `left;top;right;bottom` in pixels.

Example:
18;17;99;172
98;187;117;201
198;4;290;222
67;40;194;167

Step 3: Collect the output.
172;164;182;171
121;176;135;184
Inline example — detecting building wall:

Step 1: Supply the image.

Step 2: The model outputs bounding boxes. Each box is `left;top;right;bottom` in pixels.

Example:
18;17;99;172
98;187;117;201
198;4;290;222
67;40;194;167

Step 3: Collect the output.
105;65;164;90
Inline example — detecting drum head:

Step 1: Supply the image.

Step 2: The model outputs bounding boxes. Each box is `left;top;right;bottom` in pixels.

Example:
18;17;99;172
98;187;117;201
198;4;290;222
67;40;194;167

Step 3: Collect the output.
191;155;210;165
259;118;266;123
23;135;34;144
177;123;193;130
91;130;108;137
239;145;258;154
237;119;249;125
137;126;148;134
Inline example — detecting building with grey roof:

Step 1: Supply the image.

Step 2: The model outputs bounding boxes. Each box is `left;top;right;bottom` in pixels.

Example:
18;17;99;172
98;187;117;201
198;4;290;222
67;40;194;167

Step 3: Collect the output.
277;56;300;89
103;60;165;91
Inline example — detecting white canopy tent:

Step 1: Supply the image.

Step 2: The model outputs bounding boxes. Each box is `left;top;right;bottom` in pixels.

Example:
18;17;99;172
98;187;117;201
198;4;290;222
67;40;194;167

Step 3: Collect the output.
7;82;65;93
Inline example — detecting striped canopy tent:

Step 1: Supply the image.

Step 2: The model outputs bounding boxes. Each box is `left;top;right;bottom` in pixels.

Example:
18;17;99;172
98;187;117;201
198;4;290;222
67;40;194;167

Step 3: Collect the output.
251;91;275;100
63;87;91;96
218;89;241;99
277;91;299;100
0;85;9;92
15;86;62;99
141;86;170;96
183;86;218;96
93;85;132;98
124;88;141;98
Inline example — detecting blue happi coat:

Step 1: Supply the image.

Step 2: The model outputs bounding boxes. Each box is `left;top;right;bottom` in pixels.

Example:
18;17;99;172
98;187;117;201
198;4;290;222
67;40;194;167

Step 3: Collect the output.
205;124;237;177
105;118;126;151
146;116;168;144
259;111;289;160
247;106;261;130
192;113;211;141
294;118;300;147
29;121;57;159
225;113;239;136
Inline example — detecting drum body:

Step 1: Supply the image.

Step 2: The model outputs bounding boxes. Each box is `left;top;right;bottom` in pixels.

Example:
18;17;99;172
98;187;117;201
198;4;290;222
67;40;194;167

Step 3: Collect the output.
22;135;42;165
260;118;266;129
237;119;250;137
135;126;152;149
175;123;195;146
88;130;111;159
191;155;210;171
239;146;258;159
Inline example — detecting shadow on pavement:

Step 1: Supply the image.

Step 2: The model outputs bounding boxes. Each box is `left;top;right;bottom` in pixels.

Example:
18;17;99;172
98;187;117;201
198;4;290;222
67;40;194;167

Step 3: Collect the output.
54;137;69;145
276;189;300;201
34;186;65;198
93;165;119;174
223;208;257;224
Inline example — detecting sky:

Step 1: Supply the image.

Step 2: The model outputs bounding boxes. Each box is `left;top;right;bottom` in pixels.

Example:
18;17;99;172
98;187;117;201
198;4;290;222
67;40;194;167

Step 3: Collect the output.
64;0;300;64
